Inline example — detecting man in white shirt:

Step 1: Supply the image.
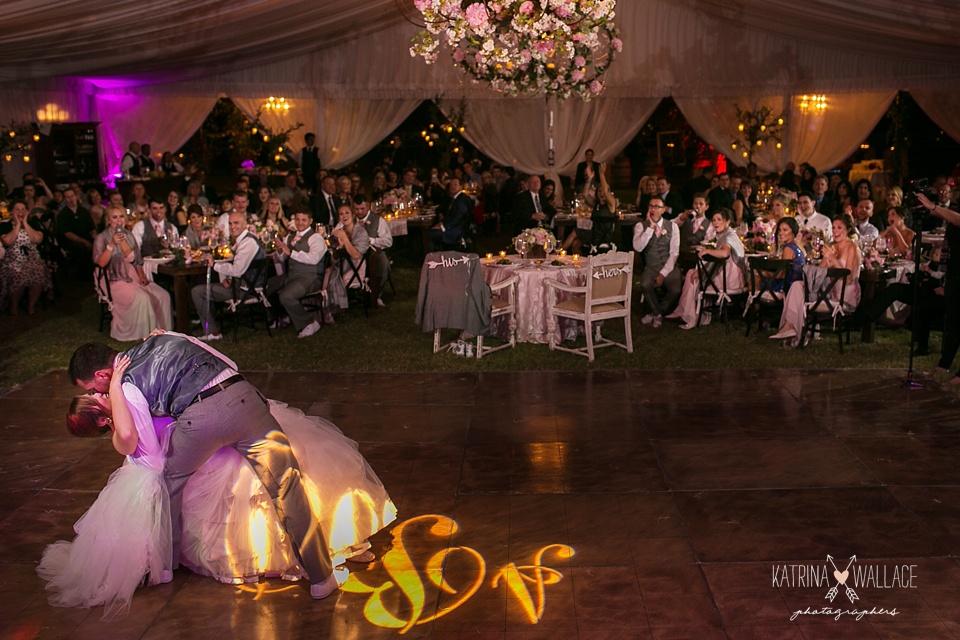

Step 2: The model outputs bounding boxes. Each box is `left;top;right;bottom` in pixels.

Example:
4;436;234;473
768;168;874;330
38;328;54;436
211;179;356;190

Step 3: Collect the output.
854;199;879;244
268;211;328;338
132;197;178;256
191;211;265;340
354;197;393;304
633;196;682;327
796;191;833;241
218;191;250;235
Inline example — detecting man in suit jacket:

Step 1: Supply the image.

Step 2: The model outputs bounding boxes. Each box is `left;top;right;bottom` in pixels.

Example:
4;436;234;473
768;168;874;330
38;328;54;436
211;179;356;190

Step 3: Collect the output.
812;174;836;217
400;169;425;201
430;178;472;250
657;176;685;220
68;334;340;599
299;133;322;194
574;149;597;192
311;175;339;227
513;174;555;232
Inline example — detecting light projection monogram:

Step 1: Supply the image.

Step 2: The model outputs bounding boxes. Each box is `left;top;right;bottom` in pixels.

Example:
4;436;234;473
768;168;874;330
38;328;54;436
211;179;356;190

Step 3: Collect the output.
340;514;574;632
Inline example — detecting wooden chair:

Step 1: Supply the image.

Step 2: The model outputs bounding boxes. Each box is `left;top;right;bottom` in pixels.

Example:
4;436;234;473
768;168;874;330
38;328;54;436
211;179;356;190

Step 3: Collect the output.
744;256;789;337
545;251;634;361
477;274;519;359
94;266;113;333
799;267;852;353
695;254;746;331
339;249;371;318
221;258;273;342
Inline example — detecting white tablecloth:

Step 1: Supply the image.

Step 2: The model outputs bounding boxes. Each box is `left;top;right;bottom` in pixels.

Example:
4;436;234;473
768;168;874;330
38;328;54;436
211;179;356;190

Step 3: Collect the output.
142;256;173;282
481;258;587;344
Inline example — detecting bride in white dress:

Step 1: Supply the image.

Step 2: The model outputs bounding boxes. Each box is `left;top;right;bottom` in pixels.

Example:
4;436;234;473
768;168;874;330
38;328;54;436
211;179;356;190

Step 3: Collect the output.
38;357;397;620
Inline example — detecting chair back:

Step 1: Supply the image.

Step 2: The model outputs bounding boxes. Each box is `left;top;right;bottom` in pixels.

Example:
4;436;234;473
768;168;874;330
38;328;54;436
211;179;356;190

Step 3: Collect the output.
93;266;113;305
748;257;789;301
339;250;370;291
585;251;633;310
805;267;851;318
415;251;491;333
697;254;727;299
231;258;271;302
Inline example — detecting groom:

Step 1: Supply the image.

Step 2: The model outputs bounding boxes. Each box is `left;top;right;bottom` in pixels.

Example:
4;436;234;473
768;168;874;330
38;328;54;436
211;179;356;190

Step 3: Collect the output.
68;332;339;599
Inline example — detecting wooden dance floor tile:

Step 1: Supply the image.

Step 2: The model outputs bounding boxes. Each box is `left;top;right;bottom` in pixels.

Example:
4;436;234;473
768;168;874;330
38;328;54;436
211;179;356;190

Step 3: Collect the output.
3;369;960;639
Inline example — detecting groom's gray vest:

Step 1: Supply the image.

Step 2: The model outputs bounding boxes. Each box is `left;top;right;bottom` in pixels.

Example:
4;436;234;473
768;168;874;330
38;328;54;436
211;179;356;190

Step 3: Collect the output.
122;334;230;417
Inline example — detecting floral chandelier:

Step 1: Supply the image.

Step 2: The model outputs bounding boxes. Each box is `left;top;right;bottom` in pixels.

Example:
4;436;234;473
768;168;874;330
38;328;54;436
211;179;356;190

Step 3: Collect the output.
410;0;621;101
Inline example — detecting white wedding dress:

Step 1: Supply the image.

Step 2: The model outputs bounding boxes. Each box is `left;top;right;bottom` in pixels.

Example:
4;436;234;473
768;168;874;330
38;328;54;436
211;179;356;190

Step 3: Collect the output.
37;401;397;620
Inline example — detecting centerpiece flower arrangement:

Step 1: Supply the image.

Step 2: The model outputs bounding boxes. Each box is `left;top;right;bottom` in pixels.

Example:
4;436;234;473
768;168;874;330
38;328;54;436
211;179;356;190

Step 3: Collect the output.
410;0;622;101
381;188;419;213
514;225;557;258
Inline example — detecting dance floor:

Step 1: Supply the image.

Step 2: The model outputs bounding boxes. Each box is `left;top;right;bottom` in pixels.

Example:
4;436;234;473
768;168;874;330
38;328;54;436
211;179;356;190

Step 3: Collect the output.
2;368;960;639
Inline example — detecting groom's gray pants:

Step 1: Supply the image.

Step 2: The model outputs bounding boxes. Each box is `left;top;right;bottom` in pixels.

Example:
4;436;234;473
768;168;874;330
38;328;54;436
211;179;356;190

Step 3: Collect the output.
164;379;334;583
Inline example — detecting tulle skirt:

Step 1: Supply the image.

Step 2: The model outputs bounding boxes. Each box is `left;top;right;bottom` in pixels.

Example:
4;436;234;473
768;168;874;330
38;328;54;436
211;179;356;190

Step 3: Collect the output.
37;401;397;619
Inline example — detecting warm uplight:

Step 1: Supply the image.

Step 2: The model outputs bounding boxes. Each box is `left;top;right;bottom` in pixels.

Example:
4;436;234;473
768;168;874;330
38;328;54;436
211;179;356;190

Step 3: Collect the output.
799;94;827;110
264;96;291;111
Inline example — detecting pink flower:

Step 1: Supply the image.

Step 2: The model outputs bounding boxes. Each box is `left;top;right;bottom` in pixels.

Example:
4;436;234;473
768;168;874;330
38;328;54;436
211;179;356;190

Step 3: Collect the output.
413;0;431;11
453;48;465;62
574;55;586;67
465;3;488;28
489;2;502;12
611;37;623;52
570;69;585;82
519;1;534;15
589;80;603;94
556;4;572;18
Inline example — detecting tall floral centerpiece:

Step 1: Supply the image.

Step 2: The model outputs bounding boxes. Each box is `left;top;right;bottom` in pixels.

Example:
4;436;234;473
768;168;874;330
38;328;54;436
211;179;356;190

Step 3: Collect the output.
730;104;784;164
410;0;621;101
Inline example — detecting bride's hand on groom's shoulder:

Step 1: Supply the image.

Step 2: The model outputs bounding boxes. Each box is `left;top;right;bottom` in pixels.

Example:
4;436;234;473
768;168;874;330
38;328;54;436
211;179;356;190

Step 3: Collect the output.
146;329;166;339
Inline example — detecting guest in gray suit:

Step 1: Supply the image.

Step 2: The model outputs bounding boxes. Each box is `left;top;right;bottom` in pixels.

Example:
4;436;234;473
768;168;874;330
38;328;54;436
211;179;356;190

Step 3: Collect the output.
633;196;682;328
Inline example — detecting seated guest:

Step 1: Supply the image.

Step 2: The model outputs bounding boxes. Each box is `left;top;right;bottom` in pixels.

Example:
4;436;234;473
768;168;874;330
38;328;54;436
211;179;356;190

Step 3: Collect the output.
399;169;424;201
262;196;292;231
276;173;308;212
323;204;371;322
668;207;746;329
561;163;616;255
657;176;685;220
217;191;250;235
311;176;339;227
94;205;172;340
56;187;95;275
89;204;106;235
813;174;835;217
772;214;862;346
765;194;791;224
0;201;51;315
182;205;206;249
732;180;756;226
795;191;833;240
371;171;388;201
354;196;393;304
268;210;328;338
772;217;806;295
85;188;103;210
335;175;354;209
159;151;183;175
675;192;711;271
191;211;266;341
879;207;915;256
430;178;472;251
633;195;682;328
251;186;272;218
183;180;209;208
853;198;879;245
708;173;735;213
167;190;187;229
514;174;554;232
132;197;179;257
126;182;148;216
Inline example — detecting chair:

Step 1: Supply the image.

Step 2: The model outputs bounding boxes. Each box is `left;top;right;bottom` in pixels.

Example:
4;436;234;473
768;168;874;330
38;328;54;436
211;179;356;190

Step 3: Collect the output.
415;251;516;358
477;274;519;358
695;254;746;331
221;258;273;343
799;267;852;353
94;266;113;333
545;251;634;361
743;257;789;337
339;249;371;318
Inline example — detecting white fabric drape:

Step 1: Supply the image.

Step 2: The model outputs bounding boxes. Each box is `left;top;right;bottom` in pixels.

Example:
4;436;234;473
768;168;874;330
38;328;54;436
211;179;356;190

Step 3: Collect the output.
232;96;420;170
911;90;960;144
677;92;897;173
93;94;218;175
447;97;659;176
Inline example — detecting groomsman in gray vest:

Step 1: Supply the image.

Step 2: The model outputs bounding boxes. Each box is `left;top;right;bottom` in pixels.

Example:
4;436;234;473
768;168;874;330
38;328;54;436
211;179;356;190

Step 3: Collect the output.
268;210;328;337
354;196;393;306
633;196;682;328
68;333;340;598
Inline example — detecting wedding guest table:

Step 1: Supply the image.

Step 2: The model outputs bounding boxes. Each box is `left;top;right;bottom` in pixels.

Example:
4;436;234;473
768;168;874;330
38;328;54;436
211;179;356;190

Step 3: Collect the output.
156;262;209;333
481;255;588;344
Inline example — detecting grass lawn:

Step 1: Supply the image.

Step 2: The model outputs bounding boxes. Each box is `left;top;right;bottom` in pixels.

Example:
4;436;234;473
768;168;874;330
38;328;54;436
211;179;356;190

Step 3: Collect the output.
0;243;948;395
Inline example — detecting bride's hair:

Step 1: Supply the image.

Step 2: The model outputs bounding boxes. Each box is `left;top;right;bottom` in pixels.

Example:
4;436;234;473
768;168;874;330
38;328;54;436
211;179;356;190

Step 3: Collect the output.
67;396;110;438
68;343;118;385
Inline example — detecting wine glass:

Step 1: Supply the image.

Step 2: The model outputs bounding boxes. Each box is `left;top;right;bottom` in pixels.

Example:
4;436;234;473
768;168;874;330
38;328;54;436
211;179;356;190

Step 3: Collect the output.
544;235;556;257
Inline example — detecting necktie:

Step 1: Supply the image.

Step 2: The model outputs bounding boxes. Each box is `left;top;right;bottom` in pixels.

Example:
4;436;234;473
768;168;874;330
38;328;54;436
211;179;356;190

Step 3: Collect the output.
291;233;301;249
326;194;334;213
534;193;541;213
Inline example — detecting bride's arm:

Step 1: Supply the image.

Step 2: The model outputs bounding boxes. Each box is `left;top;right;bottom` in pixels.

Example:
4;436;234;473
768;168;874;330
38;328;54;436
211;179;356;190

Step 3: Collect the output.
108;356;139;455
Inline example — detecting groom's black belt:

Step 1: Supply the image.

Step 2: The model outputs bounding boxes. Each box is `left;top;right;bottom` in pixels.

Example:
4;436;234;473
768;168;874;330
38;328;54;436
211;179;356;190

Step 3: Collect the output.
190;374;245;406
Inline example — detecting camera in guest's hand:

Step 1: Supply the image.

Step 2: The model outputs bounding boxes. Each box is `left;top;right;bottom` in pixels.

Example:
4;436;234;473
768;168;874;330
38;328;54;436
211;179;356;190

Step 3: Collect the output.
904;177;931;215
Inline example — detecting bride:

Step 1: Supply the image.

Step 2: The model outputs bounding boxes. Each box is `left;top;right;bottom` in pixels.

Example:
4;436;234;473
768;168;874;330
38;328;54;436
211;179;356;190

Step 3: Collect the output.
38;355;397;620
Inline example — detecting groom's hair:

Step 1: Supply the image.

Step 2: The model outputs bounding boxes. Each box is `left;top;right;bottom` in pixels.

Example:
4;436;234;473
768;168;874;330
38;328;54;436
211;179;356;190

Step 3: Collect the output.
68;343;119;384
